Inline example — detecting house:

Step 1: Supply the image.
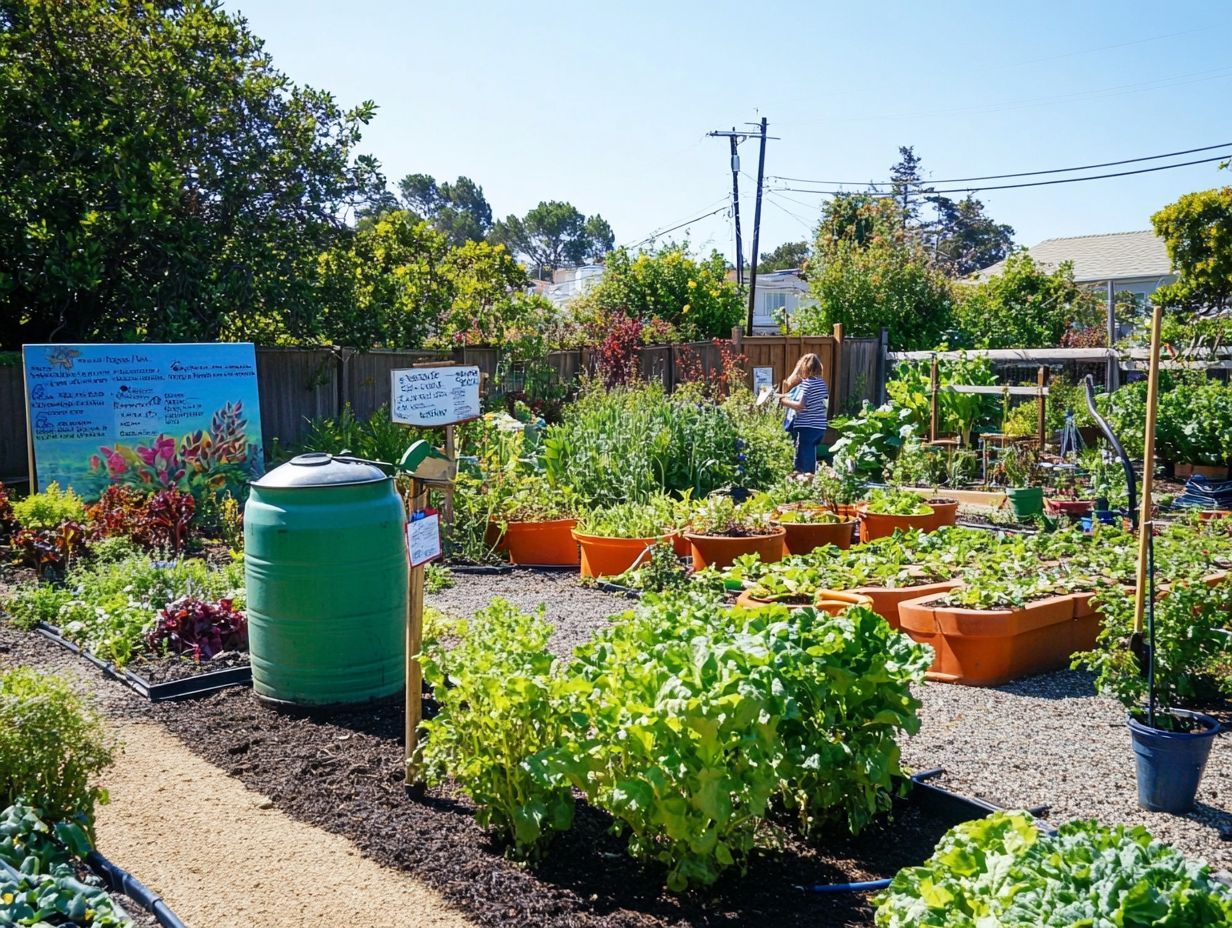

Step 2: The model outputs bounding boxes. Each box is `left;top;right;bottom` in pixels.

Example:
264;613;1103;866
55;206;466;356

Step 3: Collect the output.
539;264;605;309
974;230;1175;336
749;268;816;334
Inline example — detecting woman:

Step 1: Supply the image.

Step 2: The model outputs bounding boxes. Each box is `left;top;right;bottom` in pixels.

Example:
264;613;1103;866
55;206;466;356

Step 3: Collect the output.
778;353;830;474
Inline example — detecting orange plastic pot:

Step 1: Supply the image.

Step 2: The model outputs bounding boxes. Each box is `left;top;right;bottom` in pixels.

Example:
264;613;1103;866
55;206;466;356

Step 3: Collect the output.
776;519;856;554
670;531;691;558
898;590;1093;686
683;528;785;571
813;589;875;616
820;579;960;629
857;506;936;542
920;498;959;532
1045;498;1093;518
572;531;667;579
734;589;814;610
1198;510;1232;522
497;519;579;566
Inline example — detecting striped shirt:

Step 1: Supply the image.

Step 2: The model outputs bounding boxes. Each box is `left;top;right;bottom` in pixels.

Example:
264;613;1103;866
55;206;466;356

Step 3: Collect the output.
790;377;829;430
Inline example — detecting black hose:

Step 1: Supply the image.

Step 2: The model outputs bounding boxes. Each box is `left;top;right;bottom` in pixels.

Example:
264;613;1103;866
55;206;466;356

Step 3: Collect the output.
1082;375;1138;529
87;851;190;928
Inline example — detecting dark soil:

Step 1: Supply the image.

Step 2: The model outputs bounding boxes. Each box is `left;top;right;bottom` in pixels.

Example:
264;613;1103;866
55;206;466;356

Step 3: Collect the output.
126;649;249;685
147;686;963;928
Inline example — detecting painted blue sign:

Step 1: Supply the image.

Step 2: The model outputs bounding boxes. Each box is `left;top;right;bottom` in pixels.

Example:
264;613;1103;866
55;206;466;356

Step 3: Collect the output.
22;343;264;500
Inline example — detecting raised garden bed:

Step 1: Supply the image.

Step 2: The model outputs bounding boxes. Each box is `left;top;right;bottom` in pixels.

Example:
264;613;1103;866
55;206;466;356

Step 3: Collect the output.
35;622;251;702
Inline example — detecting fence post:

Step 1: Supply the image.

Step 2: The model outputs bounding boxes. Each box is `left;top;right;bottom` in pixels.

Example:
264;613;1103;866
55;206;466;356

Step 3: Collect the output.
877;327;889;405
830;322;844;417
1036;366;1049;450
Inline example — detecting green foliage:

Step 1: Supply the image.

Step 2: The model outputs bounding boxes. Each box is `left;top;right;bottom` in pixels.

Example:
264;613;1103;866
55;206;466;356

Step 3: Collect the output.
419;600;575;859
490;472;580;524
874;811;1232;927
544;382;785;507
0;802;133;928
1099;377;1232;465
612;541;691;593
863;488;931;516
953;253;1102;348
830;402;919;481
11;484;87;531
686;495;776;536
1074;579;1232;710
798;196;954;349
575;497;674;539
489;200;614;276
2;583;74;631
0;669;114;825
387;172;492;246
424;564;454;594
886;354;998;447
299;403;428;464
1151;185;1232;315
0;0;383;347
574;245;744;341
758;240;809;271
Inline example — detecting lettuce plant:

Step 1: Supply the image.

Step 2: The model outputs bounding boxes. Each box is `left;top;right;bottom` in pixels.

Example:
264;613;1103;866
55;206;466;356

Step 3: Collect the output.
875;811;1232;927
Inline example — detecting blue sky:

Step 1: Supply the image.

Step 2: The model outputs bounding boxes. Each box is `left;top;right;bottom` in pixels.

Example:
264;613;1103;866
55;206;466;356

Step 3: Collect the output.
226;0;1231;264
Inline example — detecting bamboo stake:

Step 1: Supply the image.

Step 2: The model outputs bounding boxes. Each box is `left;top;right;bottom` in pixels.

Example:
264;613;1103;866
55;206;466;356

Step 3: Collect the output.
405;481;428;786
1132;303;1164;636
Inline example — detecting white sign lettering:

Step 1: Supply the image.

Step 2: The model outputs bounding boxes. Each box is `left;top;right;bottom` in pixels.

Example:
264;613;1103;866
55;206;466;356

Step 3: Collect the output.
407;513;443;567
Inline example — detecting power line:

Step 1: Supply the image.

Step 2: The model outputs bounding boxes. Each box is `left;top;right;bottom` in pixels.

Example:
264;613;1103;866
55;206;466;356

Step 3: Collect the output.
770;152;1232;197
768;141;1232;188
622;205;730;251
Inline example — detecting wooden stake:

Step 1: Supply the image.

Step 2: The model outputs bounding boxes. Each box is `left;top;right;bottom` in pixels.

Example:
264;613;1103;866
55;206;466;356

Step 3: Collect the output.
405;480;428;785
1036;366;1048;451
929;357;940;444
1132;303;1164;635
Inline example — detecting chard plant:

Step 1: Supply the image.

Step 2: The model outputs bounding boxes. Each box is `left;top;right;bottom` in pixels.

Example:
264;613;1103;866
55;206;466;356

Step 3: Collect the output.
863;488;931;517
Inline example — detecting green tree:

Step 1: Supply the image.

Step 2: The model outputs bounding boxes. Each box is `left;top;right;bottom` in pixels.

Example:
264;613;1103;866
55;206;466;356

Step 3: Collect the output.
0;0;384;348
889;146;929;227
758;240;810;271
797;196;954;349
953;252;1102;348
930;194;1015;276
490;201;614;277
574;245;743;341
313;211;552;350
391;173;493;246
1151;186;1232;315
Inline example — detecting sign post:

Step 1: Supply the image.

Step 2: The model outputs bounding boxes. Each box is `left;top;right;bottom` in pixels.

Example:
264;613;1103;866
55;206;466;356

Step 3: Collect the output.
391;365;480;787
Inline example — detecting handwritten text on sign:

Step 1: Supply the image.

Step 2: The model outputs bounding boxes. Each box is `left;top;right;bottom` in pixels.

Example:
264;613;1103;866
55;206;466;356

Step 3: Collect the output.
390;366;481;427
407;512;443;567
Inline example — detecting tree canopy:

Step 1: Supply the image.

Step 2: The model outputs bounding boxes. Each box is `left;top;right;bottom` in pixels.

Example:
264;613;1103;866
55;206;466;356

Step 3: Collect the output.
0;0;384;348
1151;185;1232;315
758;241;810;272
490;201;614;278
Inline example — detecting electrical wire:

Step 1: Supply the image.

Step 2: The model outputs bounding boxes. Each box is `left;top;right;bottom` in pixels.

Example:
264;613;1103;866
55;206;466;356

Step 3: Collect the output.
622;205;731;251
769;152;1232;197
768;141;1232;187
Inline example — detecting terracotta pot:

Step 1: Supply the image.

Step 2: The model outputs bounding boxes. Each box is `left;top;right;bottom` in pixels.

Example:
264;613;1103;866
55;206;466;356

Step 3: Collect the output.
775;519;856;554
671;531;692;558
821;578;960;629
813;589;875;616
1176;462;1230;480
572;531;668;579
1045;498;1094;518
497;519;579;566
734;588;814;610
857;505;936;542
683;528;785;571
899;590;1095;686
1198;510;1232;522
920;498;959;532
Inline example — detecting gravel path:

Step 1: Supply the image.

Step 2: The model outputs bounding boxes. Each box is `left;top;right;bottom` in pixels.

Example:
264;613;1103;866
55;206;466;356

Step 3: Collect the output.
900;669;1232;871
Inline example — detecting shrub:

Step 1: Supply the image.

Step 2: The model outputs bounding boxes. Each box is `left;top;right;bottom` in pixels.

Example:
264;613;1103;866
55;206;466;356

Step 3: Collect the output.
0;668;114;825
419;599;575;859
875;811;1232;927
11;483;87;530
2;584;74;631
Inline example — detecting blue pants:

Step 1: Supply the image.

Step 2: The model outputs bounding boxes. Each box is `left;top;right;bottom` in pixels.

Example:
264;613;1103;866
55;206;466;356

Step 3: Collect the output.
791;427;825;473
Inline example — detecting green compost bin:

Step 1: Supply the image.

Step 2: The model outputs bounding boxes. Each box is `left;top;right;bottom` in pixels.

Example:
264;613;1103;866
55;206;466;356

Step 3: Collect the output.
245;452;408;706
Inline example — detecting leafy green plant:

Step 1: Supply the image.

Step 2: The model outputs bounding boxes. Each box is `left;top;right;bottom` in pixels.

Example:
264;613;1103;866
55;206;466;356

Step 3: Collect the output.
863;488;931;516
685;495;777;537
2;584;75;631
419;599;575;859
830;402;918;482
425;563;454;593
491;472;580;524
576;497;673;539
874;811;1232;927
0;669;114;826
11;483;87;531
612;541;690;593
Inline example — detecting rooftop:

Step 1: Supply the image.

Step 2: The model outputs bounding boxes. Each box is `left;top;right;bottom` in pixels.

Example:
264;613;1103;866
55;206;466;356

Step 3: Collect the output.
974;230;1174;283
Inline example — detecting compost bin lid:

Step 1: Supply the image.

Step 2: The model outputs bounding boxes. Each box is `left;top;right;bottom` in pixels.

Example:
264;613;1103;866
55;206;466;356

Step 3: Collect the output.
253;453;389;488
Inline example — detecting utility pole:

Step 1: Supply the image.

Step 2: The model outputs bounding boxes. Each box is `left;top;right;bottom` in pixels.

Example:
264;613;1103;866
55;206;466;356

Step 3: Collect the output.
708;119;777;329
746;117;768;334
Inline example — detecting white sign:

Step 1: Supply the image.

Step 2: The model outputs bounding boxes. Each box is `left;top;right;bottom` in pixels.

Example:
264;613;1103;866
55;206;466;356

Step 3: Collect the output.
391;366;481;427
753;367;775;396
407;512;443;567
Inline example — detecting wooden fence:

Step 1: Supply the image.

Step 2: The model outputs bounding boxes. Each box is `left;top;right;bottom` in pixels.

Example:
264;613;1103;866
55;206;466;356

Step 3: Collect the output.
0;364;26;481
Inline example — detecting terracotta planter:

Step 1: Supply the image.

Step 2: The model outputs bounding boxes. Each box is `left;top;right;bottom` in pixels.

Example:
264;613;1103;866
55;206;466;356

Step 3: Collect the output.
1176;462;1230;480
775;518;856;554
1198;510;1232;522
814;589;875;616
683;528;785;571
670;531;692;558
857;505;936;542
572;531;668;579
899;590;1098;686
920;498;959;532
1045;498;1094;518
496;519;579;566
821;578;960;629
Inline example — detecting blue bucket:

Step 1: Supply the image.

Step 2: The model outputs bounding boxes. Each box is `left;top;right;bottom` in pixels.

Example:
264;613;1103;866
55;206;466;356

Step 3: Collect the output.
1127;709;1220;813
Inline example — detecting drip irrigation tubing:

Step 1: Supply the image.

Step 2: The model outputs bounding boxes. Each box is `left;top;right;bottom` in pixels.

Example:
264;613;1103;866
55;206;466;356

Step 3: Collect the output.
88;850;190;928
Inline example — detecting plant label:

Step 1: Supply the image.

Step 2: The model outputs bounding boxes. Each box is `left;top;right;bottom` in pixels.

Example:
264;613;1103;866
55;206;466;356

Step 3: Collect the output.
407;511;442;567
